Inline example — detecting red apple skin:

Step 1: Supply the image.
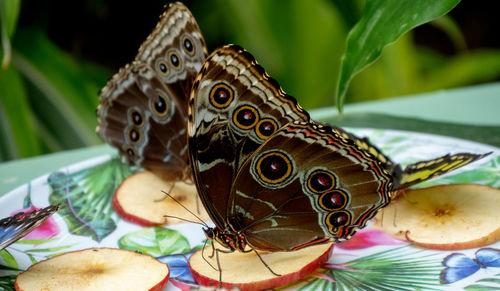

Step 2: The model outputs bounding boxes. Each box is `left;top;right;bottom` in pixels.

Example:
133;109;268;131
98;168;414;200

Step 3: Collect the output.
14;247;170;291
112;186;160;227
148;275;169;291
189;244;333;291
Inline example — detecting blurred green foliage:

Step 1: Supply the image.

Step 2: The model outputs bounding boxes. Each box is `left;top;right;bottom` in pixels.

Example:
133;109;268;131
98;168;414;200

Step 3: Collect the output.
1;0;500;161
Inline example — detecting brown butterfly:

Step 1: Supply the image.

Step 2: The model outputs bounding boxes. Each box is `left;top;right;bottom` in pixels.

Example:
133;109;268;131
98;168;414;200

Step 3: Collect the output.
188;44;490;255
97;2;207;181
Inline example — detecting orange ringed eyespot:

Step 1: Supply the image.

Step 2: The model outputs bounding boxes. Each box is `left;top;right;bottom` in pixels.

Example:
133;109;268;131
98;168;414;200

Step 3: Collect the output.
209;83;234;108
318;190;348;211
233;105;259;130
255;118;278;139
256;152;292;184
307;170;336;193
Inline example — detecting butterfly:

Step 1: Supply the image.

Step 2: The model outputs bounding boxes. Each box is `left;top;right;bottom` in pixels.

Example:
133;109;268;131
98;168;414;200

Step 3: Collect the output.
97;2;207;181
0;205;59;250
187;44;490;255
440;248;500;284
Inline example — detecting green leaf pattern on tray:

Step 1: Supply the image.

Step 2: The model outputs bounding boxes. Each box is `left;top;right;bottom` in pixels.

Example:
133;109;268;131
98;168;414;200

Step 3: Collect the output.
47;157;132;241
118;227;191;257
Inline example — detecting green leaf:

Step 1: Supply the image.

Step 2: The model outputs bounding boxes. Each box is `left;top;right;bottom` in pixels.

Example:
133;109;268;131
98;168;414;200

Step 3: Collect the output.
47;157;130;241
328;0;363;28
300;245;442;290
0;65;41;160
23;244;74;253
222;0;347;109
0;249;18;269
430;15;466;52
11;29;108;151
118;227;191;257
0;0;20;37
465;284;500;291
15;238;58;245
0;274;17;291
336;0;460;112
0;265;21;272
477;278;500;284
422;50;500;91
0;0;20;68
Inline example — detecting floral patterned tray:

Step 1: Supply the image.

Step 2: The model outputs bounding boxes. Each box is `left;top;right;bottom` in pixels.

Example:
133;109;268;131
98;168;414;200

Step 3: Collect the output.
0;128;499;291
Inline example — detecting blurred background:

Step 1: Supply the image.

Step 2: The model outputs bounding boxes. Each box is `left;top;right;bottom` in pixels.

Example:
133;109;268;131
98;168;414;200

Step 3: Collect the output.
1;0;499;161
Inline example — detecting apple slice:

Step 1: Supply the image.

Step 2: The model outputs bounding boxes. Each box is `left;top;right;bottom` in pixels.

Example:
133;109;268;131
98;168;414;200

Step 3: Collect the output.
374;184;500;250
15;247;169;291
113;171;210;226
189;243;333;290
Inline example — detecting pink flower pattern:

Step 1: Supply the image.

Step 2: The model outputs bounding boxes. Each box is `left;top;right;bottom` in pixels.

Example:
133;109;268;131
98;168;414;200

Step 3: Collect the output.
335;229;405;250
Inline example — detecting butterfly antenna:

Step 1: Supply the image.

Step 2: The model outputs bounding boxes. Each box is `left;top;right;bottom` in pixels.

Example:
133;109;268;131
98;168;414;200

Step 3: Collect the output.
154;183;176;202
159;190;208;227
162;214;206;227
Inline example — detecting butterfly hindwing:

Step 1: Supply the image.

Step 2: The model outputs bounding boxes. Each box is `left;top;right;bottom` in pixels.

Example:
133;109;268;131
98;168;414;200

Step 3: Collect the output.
228;121;394;251
98;64;189;180
97;2;207;181
440;253;480;284
476;248;500;267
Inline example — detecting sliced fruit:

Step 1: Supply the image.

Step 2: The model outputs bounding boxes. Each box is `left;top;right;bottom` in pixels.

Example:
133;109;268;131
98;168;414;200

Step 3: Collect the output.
112;171;209;226
189;243;333;290
374;184;500;250
15;247;169;291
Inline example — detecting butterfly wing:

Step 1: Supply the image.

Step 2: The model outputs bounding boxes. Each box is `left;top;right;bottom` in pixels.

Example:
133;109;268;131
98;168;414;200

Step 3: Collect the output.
98;64;190;180
97;3;206;181
0;205;59;250
136;2;207;102
475;248;500;268
395;152;491;190
440;253;480;284
228;121;394;251
188;45;309;226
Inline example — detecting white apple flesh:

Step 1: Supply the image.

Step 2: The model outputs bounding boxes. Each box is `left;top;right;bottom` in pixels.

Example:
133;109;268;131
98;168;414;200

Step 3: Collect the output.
189;243;333;290
374;184;500;250
15;247;169;291
112;171;209;226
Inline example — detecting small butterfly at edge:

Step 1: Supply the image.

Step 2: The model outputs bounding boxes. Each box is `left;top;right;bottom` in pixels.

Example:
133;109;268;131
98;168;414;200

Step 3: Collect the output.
441;248;500;284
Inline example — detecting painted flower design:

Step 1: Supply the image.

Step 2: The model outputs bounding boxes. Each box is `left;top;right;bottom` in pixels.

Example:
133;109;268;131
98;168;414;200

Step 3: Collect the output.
335;229;404;250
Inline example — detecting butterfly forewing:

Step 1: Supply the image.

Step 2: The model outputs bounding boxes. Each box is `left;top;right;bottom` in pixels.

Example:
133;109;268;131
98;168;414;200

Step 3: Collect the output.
188;45;309;228
97;2;207;181
227;121;394;251
136;2;207;101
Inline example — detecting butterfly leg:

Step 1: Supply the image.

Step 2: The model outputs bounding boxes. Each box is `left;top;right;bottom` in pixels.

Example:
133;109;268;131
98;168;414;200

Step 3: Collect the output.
214;247;234;287
201;240;218;272
243;248;281;277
